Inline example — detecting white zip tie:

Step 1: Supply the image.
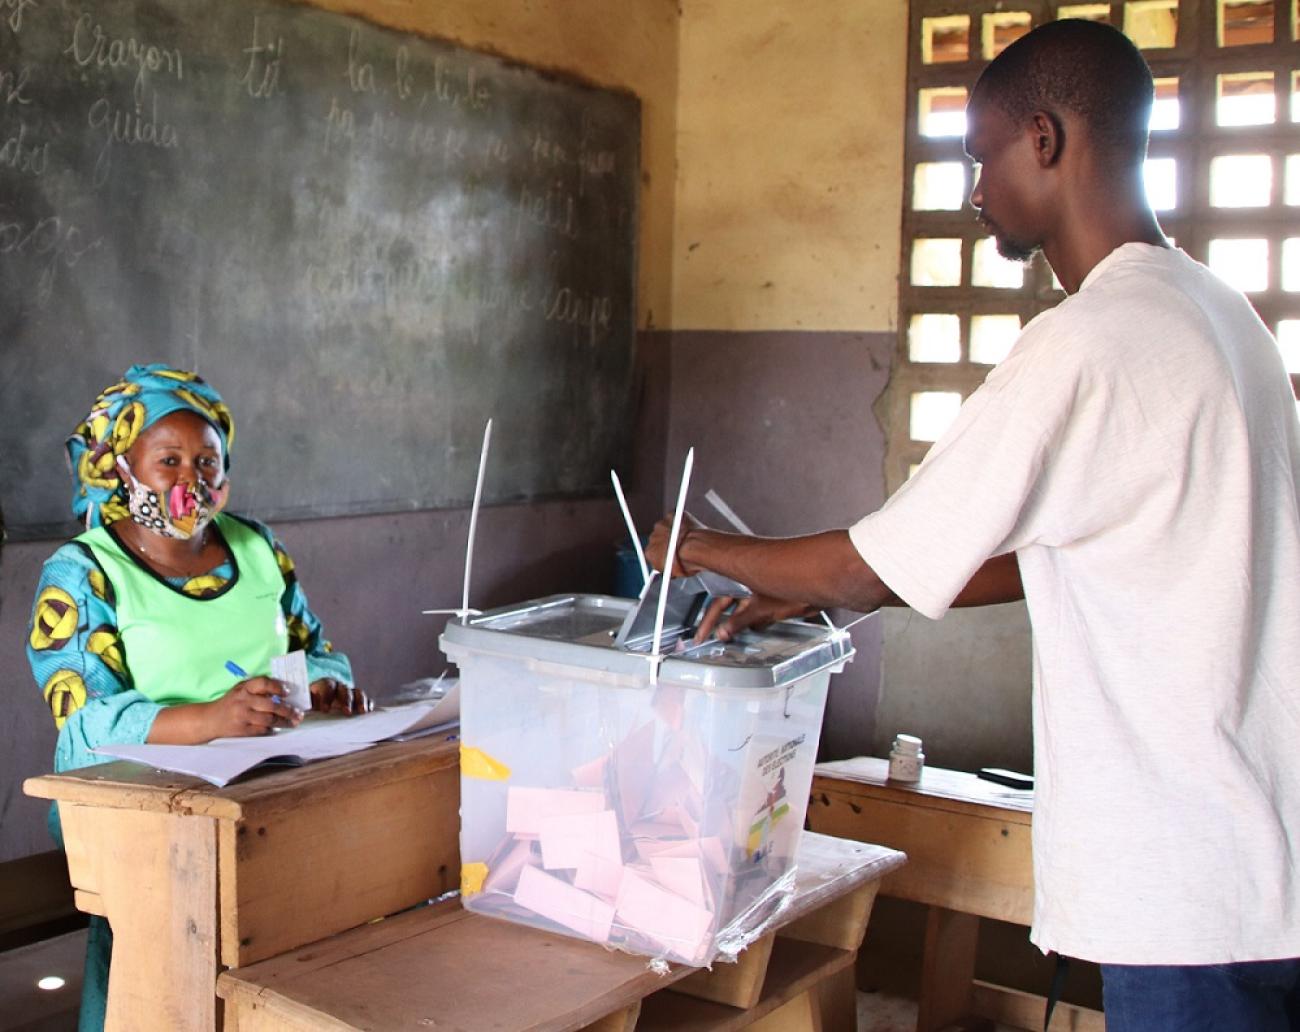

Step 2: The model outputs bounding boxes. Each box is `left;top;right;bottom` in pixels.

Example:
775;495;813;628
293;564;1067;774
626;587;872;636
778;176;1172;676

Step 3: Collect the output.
461;418;493;618
650;447;695;684
704;488;755;536
611;469;649;588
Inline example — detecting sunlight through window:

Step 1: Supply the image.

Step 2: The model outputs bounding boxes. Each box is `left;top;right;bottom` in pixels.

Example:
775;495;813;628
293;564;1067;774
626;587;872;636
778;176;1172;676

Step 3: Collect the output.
1208;238;1270;292
908;314;962;362
970;315;1023;365
910;391;964;442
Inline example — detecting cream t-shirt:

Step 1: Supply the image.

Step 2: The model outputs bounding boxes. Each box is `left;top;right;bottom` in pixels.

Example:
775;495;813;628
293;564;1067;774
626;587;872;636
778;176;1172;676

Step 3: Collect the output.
850;243;1300;964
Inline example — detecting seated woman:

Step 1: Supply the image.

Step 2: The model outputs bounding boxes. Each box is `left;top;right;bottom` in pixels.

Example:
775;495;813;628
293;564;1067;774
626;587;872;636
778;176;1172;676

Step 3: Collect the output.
27;364;368;1031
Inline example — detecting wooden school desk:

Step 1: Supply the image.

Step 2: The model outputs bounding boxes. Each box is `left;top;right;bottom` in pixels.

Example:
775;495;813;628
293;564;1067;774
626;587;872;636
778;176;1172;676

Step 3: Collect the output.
216;831;905;1032
27;738;903;1032
807;758;1103;1032
24;735;462;1031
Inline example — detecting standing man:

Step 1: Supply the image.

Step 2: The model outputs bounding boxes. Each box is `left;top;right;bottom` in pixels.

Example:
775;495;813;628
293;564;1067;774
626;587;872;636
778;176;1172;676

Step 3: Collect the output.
648;19;1300;1029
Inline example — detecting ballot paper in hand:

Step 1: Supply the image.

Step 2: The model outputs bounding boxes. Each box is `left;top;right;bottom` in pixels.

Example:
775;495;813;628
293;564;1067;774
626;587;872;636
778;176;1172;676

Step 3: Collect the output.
270;650;311;711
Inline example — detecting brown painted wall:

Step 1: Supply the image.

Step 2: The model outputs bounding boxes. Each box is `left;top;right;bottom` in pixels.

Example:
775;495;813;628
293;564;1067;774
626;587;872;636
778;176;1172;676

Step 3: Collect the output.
663;329;893;759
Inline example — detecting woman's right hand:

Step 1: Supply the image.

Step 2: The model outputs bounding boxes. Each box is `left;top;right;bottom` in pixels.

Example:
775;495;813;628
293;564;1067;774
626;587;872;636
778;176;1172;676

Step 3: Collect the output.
201;677;304;738
148;678;304;744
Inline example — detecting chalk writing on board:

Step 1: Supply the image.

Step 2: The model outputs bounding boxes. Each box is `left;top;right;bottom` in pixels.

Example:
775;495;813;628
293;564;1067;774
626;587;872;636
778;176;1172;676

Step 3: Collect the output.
65;13;184;107
0;0;639;539
1;120;47;175
240;18;284;100
3;0;36;35
88;93;181;186
1;62;32;105
0;215;103;306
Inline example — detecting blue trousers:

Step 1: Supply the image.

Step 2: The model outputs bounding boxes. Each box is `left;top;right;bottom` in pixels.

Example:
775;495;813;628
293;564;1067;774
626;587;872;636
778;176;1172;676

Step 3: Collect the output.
1101;959;1300;1031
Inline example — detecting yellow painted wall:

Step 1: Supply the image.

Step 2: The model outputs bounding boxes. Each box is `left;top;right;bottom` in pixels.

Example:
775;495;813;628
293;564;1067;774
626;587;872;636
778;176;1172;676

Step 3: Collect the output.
299;0;680;328
673;0;908;332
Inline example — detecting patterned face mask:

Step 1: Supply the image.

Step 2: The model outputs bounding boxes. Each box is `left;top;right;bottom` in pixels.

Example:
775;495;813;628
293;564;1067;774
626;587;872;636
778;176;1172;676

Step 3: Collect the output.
116;458;228;541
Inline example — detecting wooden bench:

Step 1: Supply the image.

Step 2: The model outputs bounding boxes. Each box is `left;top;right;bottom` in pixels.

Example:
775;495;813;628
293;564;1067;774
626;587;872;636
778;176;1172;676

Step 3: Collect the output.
807;758;1103;1032
217;832;904;1032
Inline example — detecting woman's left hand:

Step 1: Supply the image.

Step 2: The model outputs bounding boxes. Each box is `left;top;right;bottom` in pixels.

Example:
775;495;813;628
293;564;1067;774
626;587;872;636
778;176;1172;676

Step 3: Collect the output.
309;678;372;715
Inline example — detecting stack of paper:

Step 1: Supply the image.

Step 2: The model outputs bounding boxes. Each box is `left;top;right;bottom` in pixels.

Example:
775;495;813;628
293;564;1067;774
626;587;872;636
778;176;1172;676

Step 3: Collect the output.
92;684;460;787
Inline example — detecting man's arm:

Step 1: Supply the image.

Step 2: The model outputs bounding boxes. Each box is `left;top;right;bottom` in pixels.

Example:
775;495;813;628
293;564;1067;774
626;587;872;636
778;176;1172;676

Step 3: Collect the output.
648;520;1025;637
648;524;897;613
951;552;1023;606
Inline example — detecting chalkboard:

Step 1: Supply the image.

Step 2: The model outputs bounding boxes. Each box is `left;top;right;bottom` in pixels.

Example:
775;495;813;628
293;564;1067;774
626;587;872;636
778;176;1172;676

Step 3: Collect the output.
0;0;639;540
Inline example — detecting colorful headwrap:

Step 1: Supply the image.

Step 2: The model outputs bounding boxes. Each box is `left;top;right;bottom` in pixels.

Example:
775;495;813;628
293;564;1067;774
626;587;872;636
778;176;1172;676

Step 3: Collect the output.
66;364;235;529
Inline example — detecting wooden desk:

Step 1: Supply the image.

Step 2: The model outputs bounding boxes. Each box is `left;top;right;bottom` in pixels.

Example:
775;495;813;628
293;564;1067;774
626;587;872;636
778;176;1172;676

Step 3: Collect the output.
807;758;1102;1032
217;832;905;1032
24;735;461;1031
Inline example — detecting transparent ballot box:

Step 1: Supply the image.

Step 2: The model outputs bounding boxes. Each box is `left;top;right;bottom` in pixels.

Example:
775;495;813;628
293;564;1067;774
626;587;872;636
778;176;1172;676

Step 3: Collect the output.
441;591;853;967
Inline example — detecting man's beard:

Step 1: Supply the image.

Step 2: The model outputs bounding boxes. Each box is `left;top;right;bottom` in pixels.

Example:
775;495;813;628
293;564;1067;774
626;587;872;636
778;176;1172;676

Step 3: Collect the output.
991;229;1037;264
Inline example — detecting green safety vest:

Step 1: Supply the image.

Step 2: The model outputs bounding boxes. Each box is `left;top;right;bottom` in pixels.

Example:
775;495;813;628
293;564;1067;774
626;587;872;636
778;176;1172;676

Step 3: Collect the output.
77;514;288;706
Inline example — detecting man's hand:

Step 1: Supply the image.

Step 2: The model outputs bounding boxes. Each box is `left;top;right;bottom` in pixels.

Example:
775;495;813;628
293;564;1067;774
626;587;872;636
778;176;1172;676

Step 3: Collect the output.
645;512;705;577
695;594;817;643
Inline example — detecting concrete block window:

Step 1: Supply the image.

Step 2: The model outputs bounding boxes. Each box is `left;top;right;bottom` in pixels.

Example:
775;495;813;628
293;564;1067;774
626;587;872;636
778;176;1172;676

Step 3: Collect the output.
890;0;1300;493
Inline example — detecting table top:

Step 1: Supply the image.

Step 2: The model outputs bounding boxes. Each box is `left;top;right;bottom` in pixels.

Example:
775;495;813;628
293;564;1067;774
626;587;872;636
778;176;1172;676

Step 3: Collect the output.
24;734;461;820
216;832;905;1031
814;757;1034;816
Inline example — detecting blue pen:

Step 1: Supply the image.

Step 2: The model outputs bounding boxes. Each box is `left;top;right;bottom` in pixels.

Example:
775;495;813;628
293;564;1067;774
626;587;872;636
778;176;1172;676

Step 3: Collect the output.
225;660;281;705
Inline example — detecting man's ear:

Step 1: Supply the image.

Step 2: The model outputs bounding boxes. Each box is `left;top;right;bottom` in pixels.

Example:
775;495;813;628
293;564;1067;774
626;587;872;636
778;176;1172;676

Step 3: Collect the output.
1029;110;1064;167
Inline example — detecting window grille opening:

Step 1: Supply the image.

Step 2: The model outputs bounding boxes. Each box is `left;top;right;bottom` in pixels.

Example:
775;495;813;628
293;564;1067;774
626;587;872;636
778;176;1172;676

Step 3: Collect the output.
910;391;964;442
1151;77;1182;130
1218;0;1274;45
911;238;964;286
922;15;970;63
1210;154;1272;207
908;314;962;362
1125;0;1179;47
913;162;967;210
1058;4;1112;21
1217;71;1276;126
919;87;969;137
1207;238;1270;291
981;11;1033;58
1144;158;1178;210
1282;238;1300;291
970;315;1023;365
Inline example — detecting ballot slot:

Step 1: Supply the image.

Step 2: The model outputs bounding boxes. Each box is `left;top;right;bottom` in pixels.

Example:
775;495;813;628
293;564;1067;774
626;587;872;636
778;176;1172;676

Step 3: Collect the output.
442;593;853;967
613;571;753;654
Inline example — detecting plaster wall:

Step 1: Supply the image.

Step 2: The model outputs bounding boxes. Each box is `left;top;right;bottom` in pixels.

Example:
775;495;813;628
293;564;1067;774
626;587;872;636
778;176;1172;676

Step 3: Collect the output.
673;0;908;332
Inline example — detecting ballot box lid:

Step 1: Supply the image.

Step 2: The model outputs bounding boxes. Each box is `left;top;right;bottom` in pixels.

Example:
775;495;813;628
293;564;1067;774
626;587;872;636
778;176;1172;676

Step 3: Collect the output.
440;593;854;692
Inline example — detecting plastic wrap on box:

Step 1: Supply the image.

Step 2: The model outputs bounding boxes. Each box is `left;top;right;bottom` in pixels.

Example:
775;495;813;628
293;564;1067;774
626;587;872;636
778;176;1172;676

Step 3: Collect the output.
443;593;854;968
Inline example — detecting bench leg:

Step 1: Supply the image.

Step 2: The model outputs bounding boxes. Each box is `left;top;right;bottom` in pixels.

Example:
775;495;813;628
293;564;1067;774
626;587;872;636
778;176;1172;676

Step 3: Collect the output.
916;906;987;1032
749;988;823;1031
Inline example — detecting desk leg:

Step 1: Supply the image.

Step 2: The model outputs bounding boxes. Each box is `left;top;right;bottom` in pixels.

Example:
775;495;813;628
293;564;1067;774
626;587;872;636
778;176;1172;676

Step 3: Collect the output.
916;906;990;1032
60;803;219;1032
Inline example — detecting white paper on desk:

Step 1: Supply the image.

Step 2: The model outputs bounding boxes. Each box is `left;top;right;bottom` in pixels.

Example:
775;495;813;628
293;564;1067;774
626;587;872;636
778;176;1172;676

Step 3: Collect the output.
387;680;459;741
92;697;458;787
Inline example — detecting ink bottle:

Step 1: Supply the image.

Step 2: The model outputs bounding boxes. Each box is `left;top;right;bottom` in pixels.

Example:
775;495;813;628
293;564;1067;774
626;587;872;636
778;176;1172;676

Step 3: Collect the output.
888;733;924;783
